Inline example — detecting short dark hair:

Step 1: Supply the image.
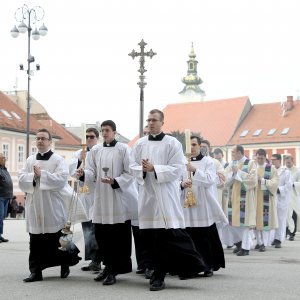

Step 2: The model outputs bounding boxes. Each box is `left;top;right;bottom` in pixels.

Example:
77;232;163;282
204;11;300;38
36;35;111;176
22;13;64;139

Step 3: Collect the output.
86;127;99;138
37;128;52;141
271;153;281;161
201;139;211;149
149;109;164;121
191;135;202;145
256;148;266;157
101;120;116;131
213;148;223;156
283;154;293;161
235;145;244;155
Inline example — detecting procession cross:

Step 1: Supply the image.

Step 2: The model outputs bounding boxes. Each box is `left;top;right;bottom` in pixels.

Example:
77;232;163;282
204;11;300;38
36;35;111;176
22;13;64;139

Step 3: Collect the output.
129;39;156;137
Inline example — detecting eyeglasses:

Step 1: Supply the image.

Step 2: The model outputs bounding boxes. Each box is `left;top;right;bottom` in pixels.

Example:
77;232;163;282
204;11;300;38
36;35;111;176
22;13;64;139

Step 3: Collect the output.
191;143;198;146
146;118;160;123
86;135;96;139
35;137;50;141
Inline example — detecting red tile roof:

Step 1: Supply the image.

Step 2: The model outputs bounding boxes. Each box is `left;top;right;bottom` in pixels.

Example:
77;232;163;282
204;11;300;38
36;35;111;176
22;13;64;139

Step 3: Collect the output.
0;91;42;133
0;91;80;147
229;100;300;145
129;96;251;147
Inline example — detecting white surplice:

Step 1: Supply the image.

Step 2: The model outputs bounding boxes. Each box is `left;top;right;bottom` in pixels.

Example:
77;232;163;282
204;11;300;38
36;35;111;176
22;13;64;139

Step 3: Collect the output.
84;142;138;224
18;153;79;234
181;156;228;227
130;134;186;229
287;166;300;233
274;166;292;242
213;158;225;207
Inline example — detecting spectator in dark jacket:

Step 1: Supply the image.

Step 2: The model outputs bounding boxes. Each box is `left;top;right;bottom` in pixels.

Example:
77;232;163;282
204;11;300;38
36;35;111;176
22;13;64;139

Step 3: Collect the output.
0;153;13;243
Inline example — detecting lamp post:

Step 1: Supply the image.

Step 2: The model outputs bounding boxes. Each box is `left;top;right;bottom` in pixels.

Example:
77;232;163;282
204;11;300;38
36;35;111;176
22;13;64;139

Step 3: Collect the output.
11;4;48;158
129;39;156;137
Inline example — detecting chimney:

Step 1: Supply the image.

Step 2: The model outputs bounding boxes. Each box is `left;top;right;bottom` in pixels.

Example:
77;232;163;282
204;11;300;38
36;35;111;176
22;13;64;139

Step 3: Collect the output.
286;96;294;110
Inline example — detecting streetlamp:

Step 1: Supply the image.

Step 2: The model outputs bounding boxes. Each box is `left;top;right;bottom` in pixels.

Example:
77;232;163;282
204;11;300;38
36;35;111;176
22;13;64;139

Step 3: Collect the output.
129;39;156;137
11;4;48;158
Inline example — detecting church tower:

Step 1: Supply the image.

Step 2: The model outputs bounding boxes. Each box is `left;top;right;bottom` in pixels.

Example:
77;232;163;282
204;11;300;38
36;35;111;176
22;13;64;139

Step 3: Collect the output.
179;43;205;101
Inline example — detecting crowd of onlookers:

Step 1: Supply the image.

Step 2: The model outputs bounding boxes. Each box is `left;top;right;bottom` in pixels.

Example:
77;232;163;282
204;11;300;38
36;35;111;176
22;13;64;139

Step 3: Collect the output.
6;195;25;219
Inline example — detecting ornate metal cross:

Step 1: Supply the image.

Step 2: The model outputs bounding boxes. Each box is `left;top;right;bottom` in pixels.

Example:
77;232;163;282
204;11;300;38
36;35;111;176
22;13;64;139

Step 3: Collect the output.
129;39;156;137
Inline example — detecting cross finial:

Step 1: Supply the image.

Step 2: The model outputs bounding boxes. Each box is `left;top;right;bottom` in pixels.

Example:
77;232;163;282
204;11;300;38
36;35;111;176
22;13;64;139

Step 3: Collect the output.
128;39;156;86
129;39;156;138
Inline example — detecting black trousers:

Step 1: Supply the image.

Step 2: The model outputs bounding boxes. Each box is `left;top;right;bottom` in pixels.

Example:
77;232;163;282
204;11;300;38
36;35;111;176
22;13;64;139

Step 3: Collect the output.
82;221;102;262
94;220;132;275
287;211;298;237
29;230;67;273
131;225;148;270
186;223;225;271
140;228;206;280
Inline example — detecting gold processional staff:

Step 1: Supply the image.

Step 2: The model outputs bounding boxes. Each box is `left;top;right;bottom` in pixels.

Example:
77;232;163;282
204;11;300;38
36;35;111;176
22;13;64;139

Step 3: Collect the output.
184;129;197;208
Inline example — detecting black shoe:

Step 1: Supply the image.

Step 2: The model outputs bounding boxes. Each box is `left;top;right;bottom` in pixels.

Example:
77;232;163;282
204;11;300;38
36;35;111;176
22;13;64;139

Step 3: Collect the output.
61;265;70;278
254;244;261;250
275;242;282;248
236;249;249;256
103;274;116;285
226;245;233;249
23;272;43;283
145;268;154;279
289;235;295;241
136;268;145;274
203;269;214;277
150;279;165;291
233;241;242;253
94;268;109;281
259;244;266;252
271;240;275;246
81;261;101;271
0;236;9;242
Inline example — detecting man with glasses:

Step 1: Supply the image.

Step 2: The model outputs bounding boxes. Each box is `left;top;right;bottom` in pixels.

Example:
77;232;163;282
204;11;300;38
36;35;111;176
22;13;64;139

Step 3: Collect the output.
19;128;81;282
180;136;227;277
69;128;102;273
130;109;205;291
0;153;13;243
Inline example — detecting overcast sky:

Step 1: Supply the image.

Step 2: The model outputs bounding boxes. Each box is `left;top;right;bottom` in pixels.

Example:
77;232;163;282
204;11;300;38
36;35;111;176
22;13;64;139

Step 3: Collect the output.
1;0;299;139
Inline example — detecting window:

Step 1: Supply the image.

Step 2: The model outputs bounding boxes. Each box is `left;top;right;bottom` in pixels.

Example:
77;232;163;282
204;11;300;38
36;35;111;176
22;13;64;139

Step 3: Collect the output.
2;144;9;161
281;128;290;135
11;111;22;120
253;129;262;136
31;147;37;155
240;130;249;137
18;145;25;163
267;128;276;136
0;109;13;119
